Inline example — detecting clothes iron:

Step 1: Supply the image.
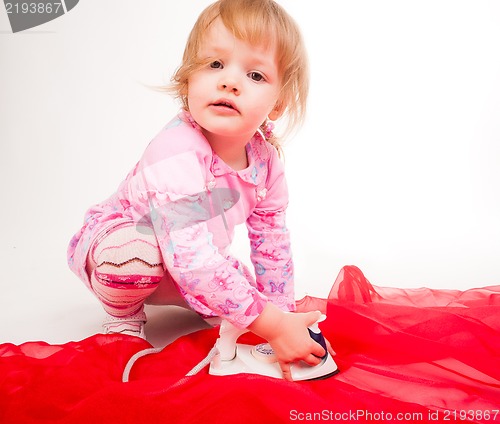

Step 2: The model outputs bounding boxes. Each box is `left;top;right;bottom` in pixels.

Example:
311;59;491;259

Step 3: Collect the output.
209;314;339;381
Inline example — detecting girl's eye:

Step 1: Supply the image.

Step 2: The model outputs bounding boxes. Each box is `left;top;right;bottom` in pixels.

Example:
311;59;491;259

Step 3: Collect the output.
249;71;265;82
210;61;223;69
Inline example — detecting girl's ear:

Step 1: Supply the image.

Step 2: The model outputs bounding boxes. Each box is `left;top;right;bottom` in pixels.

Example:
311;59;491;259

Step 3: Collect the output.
268;101;284;121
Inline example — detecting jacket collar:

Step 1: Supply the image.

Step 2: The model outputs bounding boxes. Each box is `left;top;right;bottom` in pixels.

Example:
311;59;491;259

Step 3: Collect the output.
180;110;271;187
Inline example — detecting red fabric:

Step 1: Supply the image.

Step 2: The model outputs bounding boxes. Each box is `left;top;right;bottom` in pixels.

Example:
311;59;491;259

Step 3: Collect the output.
1;266;499;423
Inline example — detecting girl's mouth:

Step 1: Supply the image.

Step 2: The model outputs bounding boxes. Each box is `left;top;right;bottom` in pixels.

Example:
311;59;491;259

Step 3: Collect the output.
211;99;239;113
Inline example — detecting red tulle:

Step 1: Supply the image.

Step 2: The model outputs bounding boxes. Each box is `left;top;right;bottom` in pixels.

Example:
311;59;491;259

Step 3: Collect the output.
1;266;499;423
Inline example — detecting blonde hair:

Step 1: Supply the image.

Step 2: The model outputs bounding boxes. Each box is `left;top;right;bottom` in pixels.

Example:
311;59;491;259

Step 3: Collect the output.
167;0;309;149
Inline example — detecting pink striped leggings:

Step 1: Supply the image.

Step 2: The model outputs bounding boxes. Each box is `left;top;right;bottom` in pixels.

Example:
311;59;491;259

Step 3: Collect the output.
85;223;164;317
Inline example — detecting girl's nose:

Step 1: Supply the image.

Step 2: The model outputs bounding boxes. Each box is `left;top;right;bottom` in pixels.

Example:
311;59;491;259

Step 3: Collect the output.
218;74;240;95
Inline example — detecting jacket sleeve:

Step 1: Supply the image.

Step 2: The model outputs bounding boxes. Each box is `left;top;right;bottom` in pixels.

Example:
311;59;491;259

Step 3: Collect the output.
246;148;296;313
126;125;268;328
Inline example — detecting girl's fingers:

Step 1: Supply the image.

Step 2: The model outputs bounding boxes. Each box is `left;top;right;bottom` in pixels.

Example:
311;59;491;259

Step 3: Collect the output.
325;338;336;357
310;340;327;359
303;353;323;367
279;362;293;381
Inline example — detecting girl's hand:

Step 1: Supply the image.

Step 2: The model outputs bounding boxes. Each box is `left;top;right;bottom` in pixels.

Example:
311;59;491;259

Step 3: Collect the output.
247;303;334;381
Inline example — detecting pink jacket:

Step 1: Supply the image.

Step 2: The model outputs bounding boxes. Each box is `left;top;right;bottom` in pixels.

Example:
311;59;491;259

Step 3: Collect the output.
68;111;295;327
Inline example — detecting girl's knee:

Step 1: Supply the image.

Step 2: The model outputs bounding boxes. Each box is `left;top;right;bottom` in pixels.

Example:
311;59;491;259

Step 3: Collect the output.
89;223;163;277
87;223;164;316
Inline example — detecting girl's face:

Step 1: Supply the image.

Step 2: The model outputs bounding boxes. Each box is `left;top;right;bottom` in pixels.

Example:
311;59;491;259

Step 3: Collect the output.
187;19;282;148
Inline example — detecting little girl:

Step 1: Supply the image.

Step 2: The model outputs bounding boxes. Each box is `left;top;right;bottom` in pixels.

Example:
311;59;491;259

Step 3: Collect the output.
68;0;328;380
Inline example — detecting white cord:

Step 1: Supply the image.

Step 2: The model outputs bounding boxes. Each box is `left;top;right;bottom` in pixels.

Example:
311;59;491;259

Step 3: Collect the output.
122;345;219;383
185;346;219;376
122;347;163;383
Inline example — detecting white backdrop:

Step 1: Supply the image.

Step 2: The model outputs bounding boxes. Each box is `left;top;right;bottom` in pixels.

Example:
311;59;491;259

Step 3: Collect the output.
1;1;499;343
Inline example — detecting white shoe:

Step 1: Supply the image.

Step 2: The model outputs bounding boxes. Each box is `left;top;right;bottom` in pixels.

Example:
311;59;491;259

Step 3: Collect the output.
102;310;147;339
